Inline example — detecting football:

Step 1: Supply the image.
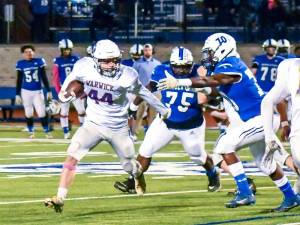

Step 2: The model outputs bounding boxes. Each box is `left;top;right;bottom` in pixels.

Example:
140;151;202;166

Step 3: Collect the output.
65;80;84;98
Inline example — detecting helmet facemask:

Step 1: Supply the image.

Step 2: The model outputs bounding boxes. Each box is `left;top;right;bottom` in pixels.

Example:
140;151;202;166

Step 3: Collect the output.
171;63;193;76
94;57;121;78
201;48;218;71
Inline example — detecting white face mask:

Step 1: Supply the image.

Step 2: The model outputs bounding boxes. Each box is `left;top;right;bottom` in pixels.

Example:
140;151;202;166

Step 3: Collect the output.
94;57;121;78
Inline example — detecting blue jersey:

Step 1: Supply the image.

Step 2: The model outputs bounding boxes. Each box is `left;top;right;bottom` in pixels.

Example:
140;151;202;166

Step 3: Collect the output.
16;58;46;91
121;58;134;67
151;64;203;130
252;54;284;92
278;53;296;59
214;56;265;122
53;55;80;84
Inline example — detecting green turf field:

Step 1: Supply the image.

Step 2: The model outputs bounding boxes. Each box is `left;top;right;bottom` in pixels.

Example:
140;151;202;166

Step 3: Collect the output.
0;126;299;225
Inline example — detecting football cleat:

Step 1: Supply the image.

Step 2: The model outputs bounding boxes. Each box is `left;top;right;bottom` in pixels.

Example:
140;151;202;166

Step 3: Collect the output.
207;171;221;192
271;195;300;212
134;174;146;196
114;177;136;194
225;193;256;208
44;196;64;213
45;132;53;139
64;132;71;139
28;132;35;139
227;178;257;196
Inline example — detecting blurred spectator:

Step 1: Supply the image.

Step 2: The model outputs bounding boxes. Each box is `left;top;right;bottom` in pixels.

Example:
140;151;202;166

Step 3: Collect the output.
202;0;219;26
141;0;155;27
28;0;49;42
89;0;121;41
239;0;260;42
114;0;135;40
258;0;288;39
215;0;236;26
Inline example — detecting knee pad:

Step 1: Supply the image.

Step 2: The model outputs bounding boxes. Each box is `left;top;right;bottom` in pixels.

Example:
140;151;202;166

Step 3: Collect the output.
121;159;142;178
190;152;207;166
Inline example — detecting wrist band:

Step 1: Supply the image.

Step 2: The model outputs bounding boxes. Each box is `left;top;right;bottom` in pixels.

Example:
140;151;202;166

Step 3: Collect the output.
281;121;289;127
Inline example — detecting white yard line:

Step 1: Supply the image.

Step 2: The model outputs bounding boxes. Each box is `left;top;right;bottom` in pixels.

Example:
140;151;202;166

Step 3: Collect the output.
152;176;184;179
0;186;276;206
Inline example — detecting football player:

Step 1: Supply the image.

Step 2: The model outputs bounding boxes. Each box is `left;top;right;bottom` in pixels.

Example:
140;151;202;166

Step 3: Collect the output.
262;58;300;199
114;47;220;195
251;39;285;93
121;43;143;67
44;39;170;213
52;39;86;139
15;45;52;138
277;39;296;59
252;39;298;176
157;33;300;211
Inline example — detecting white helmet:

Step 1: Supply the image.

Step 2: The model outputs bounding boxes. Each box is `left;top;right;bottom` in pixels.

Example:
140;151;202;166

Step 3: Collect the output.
277;39;291;54
92;39;122;77
129;44;143;60
262;39;277;49
58;39;74;49
170;47;194;75
262;39;277;56
46;100;61;115
201;33;237;69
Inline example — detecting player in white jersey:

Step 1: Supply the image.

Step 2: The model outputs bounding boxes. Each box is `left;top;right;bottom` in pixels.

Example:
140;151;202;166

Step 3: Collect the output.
44;40;170;213
262;58;300;194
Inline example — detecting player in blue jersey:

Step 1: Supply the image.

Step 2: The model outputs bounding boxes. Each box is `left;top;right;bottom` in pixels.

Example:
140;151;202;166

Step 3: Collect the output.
52;39;86;139
121;44;143;67
114;47;220;195
15;45;52;138
277;39;296;59
251;39;285;93
157;33;300;211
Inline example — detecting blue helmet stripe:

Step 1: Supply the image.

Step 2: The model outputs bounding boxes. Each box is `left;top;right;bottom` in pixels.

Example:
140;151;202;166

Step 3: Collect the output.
65;39;68;48
179;47;183;60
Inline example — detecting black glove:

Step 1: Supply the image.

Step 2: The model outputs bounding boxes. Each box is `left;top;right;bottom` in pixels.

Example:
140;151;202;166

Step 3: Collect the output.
128;103;138;119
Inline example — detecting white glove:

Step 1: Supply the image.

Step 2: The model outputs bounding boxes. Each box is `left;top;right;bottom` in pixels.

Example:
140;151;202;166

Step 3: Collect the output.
15;95;22;105
157;73;192;90
58;90;76;103
157;76;178;90
160;107;172;120
46;92;52;101
262;140;283;166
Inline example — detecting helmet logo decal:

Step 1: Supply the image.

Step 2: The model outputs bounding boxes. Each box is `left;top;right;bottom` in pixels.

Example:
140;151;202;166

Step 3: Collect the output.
216;36;227;45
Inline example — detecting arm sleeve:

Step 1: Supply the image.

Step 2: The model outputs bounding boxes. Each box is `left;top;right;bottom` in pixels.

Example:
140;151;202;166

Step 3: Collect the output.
131;78;168;116
251;57;259;69
261;61;290;142
16;70;23;95
40;67;50;92
52;64;61;93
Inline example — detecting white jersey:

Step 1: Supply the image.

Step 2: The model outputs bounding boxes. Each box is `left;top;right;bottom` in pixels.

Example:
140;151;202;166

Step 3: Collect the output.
262;58;300;141
61;57;167;130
